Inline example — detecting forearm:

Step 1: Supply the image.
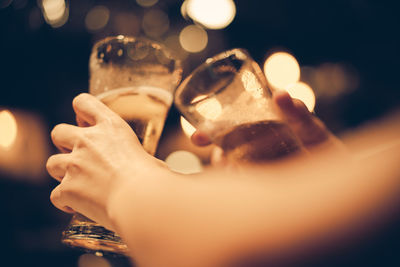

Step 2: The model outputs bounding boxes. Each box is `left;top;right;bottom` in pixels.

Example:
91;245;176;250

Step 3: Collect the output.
108;142;400;267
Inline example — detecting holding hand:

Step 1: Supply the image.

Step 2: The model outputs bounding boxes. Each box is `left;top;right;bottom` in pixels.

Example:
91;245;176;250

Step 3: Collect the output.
191;91;345;164
47;93;166;231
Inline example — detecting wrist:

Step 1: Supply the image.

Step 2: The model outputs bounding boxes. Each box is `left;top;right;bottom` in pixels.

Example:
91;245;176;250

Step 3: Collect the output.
105;158;175;237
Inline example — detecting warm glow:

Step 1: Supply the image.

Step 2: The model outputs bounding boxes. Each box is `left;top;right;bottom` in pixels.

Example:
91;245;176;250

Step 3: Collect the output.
180;116;197;137
41;0;68;28
179;25;208;53
136;0;158;7
241;70;264;99
85;5;110;32
78;253;111;267
285;82;316;112
185;0;236;29
165;150;203;174
264;52;300;90
195;97;222;120
142;9;169;38
180;0;188;19
0;110;17;149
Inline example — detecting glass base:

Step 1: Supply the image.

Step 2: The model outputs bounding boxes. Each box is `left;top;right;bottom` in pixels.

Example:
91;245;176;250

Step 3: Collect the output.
62;215;128;255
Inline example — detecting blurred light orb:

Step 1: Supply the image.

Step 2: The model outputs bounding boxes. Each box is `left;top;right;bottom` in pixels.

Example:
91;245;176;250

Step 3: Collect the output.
136;0;158;8
85;5;110;32
0;110;17;149
41;0;68;28
179;24;208;53
180;0;189;19
113;12;140;37
195;97;222;120
164;34;188;59
185;0;236;29
285;82;316;112
78;253;111;267
142;9;169;38
165;150;203;174
180;116;196;137
264;52;300;90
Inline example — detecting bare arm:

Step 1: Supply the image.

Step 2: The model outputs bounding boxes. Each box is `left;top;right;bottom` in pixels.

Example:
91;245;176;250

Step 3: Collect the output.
47;94;400;267
110;137;400;267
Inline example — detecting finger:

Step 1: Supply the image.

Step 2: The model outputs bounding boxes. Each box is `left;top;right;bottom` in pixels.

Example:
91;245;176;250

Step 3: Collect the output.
72;93;117;126
51;123;81;152
273;91;332;147
50;184;75;214
76;115;91;127
46;153;69;181
191;131;212;146
273;91;310;123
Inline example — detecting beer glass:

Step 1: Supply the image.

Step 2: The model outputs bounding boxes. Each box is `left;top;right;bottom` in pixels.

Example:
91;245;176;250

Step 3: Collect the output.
174;48;303;163
62;35;182;254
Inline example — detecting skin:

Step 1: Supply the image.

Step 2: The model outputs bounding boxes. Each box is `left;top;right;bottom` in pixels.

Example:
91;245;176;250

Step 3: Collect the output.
47;92;400;267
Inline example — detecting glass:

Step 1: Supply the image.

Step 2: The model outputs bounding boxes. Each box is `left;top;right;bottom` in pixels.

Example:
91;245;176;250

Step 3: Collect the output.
174;48;303;163
61;35;182;255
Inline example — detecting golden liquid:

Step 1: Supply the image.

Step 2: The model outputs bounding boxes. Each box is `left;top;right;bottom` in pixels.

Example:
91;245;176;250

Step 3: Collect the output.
215;120;303;162
62;87;171;254
98;87;171;155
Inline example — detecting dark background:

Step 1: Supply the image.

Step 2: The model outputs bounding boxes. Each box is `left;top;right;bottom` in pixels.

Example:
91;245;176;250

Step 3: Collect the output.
0;0;399;266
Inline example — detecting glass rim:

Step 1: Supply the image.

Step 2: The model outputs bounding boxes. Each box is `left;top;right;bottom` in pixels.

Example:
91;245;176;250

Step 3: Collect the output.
174;48;251;105
184;48;249;81
91;35;181;63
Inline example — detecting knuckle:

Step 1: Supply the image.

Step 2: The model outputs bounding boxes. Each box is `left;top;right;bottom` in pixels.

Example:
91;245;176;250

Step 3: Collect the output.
65;156;81;173
76;129;93;146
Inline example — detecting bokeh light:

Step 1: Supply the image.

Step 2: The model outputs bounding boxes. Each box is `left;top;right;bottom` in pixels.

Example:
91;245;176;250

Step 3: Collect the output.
264;52;300;90
78;253;111;267
85;5;110;32
0;110;49;181
40;0;68;28
179;24;208;53
142;9;169;38
185;0;236;29
195;97;222;120
180;116;197;137
136;0;158;8
285;82;316;112
0;110;17;149
113;12;140;37
165;150;203;174
164;34;188;59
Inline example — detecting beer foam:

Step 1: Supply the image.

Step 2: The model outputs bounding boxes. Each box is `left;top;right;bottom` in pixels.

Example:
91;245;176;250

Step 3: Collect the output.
96;86;173;106
96;86;172;121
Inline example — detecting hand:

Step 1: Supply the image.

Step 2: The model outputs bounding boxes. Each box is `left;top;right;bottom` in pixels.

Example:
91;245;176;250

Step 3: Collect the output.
46;93;166;230
191;91;345;164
